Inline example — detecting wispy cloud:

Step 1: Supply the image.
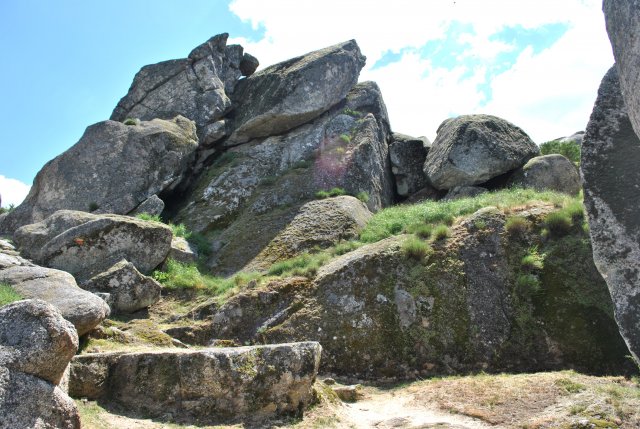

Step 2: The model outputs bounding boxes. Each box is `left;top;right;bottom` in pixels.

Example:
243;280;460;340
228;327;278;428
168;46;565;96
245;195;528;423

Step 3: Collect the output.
228;0;612;142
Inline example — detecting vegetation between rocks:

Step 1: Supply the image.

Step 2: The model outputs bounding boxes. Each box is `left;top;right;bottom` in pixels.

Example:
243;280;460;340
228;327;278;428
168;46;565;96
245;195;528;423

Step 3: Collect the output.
0;283;22;306
540;138;581;165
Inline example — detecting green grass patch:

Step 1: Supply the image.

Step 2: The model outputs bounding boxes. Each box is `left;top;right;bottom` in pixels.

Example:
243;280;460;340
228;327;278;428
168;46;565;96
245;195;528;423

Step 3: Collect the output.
521;246;544;271
339;133;351;143
402;236;431;260
267;252;330;278
431;224;451;241
315;187;347;199
545;211;573;237
123;117;138;126
359;188;576;244
153;260;260;297
505;215;531;236
540;138;581;165
0;283;22;306
407;223;434;239
356;191;370;203
555;377;587;394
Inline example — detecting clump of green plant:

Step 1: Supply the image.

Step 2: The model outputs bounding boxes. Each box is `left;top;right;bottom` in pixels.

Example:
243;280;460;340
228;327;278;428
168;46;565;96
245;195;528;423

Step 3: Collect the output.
135;213;191;238
331;241;362;256
315;187;347;199
123;118;139;126
402;236;431;260
339;134;351;144
540;138;581;165
517;273;541;295
0;283;22;306
408;223;434;239
521;246;544;271
431;224;451;241
343;108;363;118
135;213;162;222
545;211;573;237
555;377;587;394
356;191;369;203
267;252;329;278
88;202;99;212
0;204;16;215
291;160;312;170
505;215;531;236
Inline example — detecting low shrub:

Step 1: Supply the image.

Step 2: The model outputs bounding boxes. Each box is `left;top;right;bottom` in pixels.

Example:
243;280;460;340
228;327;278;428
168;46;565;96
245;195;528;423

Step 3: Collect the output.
315;187;347;199
540;139;581;164
407;223;433;239
545;211;573;237
505;216;531;236
431;224;451;241
356;191;370;203
123;118;139;126
517;274;541;295
521;247;544;271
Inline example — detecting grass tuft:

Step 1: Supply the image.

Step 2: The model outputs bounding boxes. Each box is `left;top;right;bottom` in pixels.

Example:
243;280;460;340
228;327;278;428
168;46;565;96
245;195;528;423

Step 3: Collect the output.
403;237;431;260
431;224;451;241
505;216;531;236
0;283;22;306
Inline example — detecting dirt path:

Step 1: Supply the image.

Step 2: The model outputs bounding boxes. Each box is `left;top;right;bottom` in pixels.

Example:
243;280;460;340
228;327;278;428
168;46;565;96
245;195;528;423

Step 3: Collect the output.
339;389;492;429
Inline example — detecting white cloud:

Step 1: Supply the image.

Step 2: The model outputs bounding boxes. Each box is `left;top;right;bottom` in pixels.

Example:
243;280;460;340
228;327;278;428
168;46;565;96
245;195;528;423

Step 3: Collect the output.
0;176;31;208
228;0;612;142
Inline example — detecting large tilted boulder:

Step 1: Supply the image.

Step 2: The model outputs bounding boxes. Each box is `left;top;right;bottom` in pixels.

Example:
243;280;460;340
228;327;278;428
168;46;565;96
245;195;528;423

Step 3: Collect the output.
508;154;581;195
80;259;162;314
389;133;431;197
582;66;640;363
111;33;254;144
209;205;630;378
14;210;173;280
176;82;394;275
424;115;539;190
69;342;321;424
228;40;366;143
0;300;81;428
603;1;640;137
0;116;198;234
246;196;372;271
0;266;109;336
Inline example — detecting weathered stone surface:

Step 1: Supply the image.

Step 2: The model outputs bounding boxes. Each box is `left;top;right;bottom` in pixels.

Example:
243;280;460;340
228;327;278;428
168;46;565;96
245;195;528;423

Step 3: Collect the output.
80;260;162;314
0;267;109;336
604;0;640;137
111;33;246;141
559;131;584;146
176;82;393;275
443;185;487;201
424;115;539;190
404;185;443;204
69;342;321;424
247;196;372;271
168;236;199;264
0;369;81;429
509;154;581;195
582;66;640;363
229;40;366;143
389;133;431;197
0;116;198;234
210;206;630;378
0;300;78;384
239;53;259;76
129;194;165;217
14;210;172;279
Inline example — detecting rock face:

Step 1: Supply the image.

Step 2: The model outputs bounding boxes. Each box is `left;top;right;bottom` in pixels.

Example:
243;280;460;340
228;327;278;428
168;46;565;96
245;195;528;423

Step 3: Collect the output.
176;81;393;275
111;33;249;144
603;0;640;137
229;40;366;143
69;342;321;424
0;266;109;336
424;115;539;190
0;300;81;429
247;196;372;271
129;194;165;217
209;205;630;378
14;210;173;280
582;66;640;363
0;116;198;234
80;259;162;314
389;133;431;197
443;185;487;201
508;154;581;195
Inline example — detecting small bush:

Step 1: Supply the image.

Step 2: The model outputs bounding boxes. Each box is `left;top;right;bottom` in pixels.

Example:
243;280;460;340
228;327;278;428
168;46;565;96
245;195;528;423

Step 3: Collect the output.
521;247;544;271
315;187;347;199
505;216;531;236
170;223;190;239
403;237;431;260
356;191;369;203
545;211;573;237
136;213;162;223
431;224;451;241
563;200;585;221
315;190;330;199
517;274;541;294
339;134;351;144
123;118;139;126
388;222;403;235
540;139;581;164
408;223;433;239
0;283;22;306
88;202;99;212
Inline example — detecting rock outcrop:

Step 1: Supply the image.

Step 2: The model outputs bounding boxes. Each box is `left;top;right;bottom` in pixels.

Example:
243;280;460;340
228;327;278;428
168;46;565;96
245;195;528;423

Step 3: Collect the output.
0;300;81;428
582;66;640;363
209;205;630;378
603;0;640;137
111;33;252;145
246;196;372;271
69;342;321;424
424;115;539;190
389;133;431;197
14;210;173;280
0;116;198;234
80;259;162;314
229;40;366;143
508;154;581;195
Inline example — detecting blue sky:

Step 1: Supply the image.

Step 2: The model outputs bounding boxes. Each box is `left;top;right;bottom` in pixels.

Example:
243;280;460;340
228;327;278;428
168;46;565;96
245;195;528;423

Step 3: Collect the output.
0;0;613;207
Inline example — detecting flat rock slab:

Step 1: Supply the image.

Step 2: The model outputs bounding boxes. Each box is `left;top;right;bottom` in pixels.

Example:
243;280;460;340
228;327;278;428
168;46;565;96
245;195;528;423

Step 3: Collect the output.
69;342;321;424
14;210;172;280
